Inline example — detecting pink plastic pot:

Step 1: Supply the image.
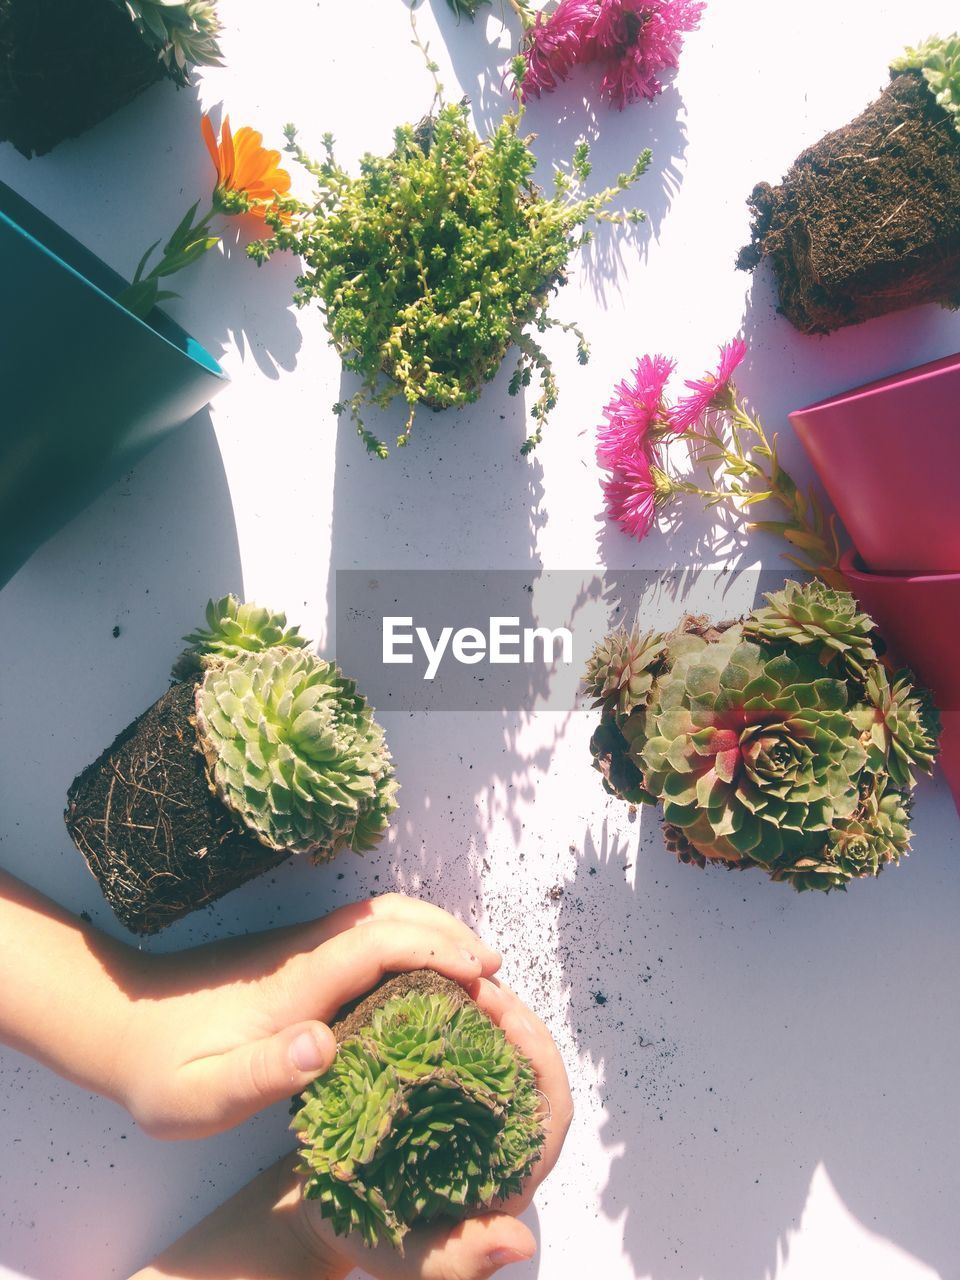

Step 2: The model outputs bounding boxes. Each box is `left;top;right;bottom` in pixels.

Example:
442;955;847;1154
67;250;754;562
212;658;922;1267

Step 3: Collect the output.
841;552;960;811
790;352;960;573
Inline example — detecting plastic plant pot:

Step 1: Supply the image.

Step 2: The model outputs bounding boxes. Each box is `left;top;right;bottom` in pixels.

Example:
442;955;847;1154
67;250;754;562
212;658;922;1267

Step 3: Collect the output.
790;351;960;573
841;551;960;811
0;179;226;590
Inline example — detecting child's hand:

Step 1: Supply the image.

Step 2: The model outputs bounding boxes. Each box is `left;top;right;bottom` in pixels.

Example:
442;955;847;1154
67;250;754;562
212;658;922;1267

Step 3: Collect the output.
131;980;572;1280
117;894;502;1139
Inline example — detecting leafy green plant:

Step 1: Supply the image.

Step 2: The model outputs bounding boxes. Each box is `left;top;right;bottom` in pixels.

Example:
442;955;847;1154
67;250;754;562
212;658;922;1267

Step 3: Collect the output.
294;975;544;1250
114;0;223;78
250;24;649;457
891;33;960;135
587;580;940;891
182;596;398;860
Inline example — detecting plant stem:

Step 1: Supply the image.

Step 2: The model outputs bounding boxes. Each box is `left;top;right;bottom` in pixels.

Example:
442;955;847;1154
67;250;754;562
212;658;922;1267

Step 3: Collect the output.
682;400;846;588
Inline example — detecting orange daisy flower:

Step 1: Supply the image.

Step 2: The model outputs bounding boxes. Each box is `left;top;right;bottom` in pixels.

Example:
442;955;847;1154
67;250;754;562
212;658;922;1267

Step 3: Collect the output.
202;114;292;218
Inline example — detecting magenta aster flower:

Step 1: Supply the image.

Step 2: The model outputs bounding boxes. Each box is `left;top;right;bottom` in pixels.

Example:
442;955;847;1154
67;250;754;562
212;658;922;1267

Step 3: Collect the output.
520;0;596;97
601;448;667;539
520;0;703;108
669;337;747;432
596;353;674;468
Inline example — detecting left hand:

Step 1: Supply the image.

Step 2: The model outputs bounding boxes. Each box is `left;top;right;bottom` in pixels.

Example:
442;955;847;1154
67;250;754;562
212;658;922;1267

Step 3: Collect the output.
116;893;502;1139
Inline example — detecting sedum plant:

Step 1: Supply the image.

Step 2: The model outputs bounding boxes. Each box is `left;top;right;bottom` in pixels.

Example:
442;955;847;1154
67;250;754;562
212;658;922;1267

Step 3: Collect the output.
586;580;940;891
183;597;398;859
249;17;649;457
294;973;544;1251
114;0;223;79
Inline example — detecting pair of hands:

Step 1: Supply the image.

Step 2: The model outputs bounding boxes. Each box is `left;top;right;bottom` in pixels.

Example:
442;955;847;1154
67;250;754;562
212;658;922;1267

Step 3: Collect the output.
117;894;572;1279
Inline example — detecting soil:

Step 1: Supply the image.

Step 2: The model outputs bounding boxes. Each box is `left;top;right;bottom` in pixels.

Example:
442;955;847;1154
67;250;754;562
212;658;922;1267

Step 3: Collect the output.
65;681;287;935
0;0;167;158
738;73;960;334
331;969;470;1044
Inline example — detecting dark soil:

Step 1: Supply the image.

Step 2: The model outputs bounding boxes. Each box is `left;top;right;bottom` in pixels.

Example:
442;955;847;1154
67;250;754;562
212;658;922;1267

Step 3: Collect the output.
65;681;287;935
0;0;168;158
331;969;470;1044
738;73;960;333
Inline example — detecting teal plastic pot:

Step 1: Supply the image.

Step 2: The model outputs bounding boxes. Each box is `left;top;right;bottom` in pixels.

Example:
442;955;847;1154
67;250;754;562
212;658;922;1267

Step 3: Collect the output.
0;179;227;589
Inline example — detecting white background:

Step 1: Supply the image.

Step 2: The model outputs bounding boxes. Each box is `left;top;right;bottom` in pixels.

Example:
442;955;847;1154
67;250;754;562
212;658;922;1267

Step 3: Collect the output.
1;1;959;1277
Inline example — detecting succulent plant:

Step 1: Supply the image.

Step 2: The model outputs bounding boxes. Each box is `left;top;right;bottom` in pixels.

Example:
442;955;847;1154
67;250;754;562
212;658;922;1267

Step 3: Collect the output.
294;973;544;1251
172;594;309;679
195;648;398;858
115;0;223;79
891;33;960;136
854;665;941;789
583;627;668;719
444;0;492;17
585;580;939;891
744;580;878;678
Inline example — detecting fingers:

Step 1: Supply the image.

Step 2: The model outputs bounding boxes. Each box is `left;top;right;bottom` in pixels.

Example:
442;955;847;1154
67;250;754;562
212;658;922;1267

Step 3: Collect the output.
299;921;500;1025
413;1213;536;1280
317;894;499;963
320;1209;537;1280
168;1020;338;1140
472;978;574;1207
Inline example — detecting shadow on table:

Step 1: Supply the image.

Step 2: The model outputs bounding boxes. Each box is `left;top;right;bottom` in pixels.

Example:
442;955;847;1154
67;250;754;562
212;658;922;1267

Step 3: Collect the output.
556;780;960;1280
420;0;690;303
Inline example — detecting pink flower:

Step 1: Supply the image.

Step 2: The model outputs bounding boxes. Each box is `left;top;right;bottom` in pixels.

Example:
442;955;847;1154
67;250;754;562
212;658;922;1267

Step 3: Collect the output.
520;0;596;97
518;0;703;106
602;448;664;539
596;353;674;468
669;337;747;432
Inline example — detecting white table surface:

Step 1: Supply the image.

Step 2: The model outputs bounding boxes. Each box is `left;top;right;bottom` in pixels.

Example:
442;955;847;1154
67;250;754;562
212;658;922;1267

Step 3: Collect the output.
2;2;959;1277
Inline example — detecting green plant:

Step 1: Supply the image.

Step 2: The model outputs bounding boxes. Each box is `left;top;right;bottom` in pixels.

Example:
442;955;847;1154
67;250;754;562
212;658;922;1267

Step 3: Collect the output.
249;24;649;457
193;647;398;859
586;580;940;891
172;594;309;678
115;0;223;78
294;977;544;1250
891;33;960;135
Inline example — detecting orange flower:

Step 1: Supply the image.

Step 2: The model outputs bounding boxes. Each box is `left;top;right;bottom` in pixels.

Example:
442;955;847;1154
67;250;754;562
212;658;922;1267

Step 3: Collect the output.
202;114;291;218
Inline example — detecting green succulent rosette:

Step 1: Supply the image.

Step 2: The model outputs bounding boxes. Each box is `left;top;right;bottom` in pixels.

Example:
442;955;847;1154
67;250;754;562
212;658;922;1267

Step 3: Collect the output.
294;983;544;1251
640;635;868;873
853;665;941;789
114;0;223;79
584;627;668;719
173;594;309;680
194;647;398;858
744;579;878;678
891;33;960;136
585;579;940;892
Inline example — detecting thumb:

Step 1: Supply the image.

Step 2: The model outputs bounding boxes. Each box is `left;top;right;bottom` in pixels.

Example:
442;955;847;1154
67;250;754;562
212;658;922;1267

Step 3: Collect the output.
189;1021;337;1136
417;1213;537;1280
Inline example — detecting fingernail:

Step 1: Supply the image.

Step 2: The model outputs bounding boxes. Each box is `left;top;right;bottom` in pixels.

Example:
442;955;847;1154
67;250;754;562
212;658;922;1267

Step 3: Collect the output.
290;1029;328;1073
487;1247;533;1268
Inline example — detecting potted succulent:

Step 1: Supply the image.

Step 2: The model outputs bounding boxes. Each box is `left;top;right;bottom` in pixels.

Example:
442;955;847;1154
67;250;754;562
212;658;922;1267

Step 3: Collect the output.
294;969;544;1251
737;35;960;334
789;350;960;573
0;0;223;157
65;597;398;934
249;20;651;458
0;117;290;589
585;580;940;890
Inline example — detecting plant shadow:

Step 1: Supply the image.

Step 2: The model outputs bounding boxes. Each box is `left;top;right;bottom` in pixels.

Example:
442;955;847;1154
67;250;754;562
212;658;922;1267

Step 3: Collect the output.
422;0;690;303
557;761;960;1279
